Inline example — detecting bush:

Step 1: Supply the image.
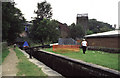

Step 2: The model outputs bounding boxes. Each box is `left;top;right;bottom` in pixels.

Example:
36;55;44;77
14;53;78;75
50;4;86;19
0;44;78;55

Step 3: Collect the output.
2;42;8;51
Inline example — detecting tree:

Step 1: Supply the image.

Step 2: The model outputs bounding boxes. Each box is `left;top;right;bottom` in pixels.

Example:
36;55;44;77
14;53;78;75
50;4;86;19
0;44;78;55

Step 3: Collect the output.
30;19;60;45
86;30;93;35
88;19;114;34
47;20;60;43
34;1;52;20
100;26;112;32
30;1;60;45
2;2;25;43
69;23;84;39
69;23;76;39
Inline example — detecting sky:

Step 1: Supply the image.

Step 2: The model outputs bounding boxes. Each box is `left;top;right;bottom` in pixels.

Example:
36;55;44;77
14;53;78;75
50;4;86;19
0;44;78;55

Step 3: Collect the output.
14;0;119;28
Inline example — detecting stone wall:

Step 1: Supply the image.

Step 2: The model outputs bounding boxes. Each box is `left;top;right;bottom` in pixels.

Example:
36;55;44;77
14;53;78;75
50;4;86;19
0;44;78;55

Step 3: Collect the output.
26;49;120;77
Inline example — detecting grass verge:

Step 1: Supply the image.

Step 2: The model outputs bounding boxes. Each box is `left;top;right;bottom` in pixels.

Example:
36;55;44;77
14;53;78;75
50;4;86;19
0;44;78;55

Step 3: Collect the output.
1;47;10;64
44;48;120;71
14;47;47;76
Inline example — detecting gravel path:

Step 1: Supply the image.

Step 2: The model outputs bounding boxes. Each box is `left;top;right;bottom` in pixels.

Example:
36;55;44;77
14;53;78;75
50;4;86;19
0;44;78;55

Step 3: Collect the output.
2;48;63;77
2;48;19;76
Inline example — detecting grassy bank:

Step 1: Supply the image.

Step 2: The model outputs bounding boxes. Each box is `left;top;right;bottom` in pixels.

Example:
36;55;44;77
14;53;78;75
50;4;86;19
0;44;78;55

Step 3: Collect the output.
44;48;120;71
14;47;47;76
2;48;10;63
1;42;10;64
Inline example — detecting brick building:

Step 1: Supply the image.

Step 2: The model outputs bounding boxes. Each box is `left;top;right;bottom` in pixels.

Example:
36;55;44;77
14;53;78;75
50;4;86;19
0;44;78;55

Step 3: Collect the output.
84;30;120;53
57;22;70;38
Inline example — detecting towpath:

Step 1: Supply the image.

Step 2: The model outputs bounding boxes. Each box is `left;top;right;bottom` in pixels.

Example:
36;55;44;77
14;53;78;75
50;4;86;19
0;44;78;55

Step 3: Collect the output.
2;48;19;76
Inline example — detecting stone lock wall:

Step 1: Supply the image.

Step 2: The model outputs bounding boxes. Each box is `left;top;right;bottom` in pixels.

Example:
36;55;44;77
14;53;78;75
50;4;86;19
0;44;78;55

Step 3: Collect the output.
25;49;120;77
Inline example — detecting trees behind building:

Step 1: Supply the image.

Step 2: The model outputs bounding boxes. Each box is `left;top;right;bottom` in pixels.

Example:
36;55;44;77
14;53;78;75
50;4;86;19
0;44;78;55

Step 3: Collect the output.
69;19;114;40
31;0;114;44
87;19;114;35
2;1;114;45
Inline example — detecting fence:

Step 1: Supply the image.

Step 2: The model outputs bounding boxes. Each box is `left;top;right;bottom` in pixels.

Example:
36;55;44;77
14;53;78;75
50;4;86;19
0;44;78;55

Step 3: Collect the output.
53;45;80;52
58;38;77;45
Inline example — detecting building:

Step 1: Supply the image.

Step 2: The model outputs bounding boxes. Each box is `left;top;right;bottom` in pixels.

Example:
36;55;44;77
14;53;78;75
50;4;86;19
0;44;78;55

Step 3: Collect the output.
85;30;120;53
57;22;70;38
76;13;88;36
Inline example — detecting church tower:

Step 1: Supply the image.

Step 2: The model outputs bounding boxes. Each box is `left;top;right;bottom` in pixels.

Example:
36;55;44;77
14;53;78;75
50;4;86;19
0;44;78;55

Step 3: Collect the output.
76;13;88;36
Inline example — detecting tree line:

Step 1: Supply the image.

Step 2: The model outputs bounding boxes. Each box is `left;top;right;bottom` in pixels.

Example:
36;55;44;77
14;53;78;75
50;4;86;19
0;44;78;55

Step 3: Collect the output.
69;19;114;40
2;1;115;45
87;19;114;35
2;2;25;44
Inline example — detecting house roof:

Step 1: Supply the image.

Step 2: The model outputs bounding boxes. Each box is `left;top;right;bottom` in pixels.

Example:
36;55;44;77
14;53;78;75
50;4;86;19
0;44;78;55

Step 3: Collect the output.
85;30;120;38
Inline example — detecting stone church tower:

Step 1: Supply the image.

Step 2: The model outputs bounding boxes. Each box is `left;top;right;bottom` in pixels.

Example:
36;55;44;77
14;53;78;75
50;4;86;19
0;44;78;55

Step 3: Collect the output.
76;13;88;36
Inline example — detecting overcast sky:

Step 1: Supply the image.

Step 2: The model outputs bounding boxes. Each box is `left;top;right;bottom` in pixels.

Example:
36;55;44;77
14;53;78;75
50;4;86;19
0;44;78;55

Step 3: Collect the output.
14;0;119;28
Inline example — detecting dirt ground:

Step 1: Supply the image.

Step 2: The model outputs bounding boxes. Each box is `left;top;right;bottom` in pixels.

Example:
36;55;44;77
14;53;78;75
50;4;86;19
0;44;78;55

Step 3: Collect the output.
2;48;19;76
